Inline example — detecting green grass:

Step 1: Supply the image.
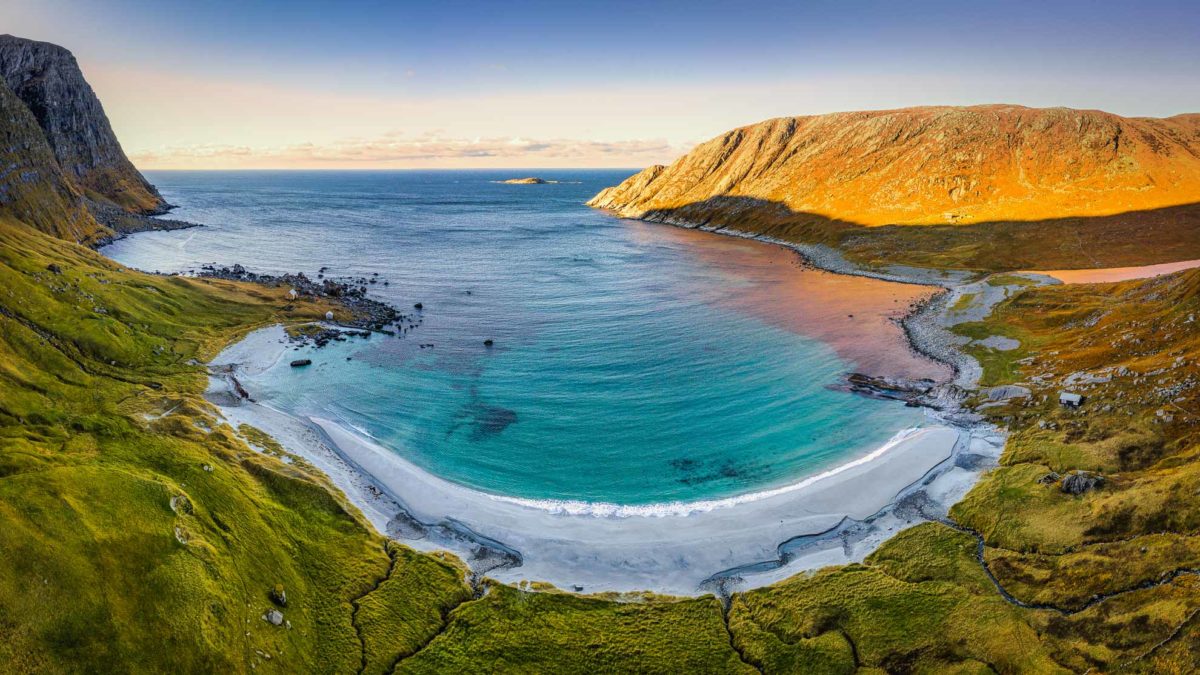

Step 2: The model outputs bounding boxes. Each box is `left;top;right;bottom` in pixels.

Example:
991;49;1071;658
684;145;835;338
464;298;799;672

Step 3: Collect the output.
949;292;979;312
951;320;1034;386
987;274;1042;288
0;217;447;672
353;544;472;675
395;584;751;674
730;525;1065;673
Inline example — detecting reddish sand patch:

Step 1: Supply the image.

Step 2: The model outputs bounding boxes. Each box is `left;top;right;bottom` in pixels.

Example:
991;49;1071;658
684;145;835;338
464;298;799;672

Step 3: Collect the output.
627;222;953;382
1030;258;1200;284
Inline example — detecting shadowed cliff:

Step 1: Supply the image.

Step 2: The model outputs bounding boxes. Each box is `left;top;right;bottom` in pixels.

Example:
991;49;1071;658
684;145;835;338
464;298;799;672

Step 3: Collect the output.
0;69;107;244
0;35;167;216
626;195;1200;271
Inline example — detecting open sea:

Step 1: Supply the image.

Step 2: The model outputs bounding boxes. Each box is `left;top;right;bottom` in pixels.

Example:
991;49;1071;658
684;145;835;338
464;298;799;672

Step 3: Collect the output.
103;170;937;507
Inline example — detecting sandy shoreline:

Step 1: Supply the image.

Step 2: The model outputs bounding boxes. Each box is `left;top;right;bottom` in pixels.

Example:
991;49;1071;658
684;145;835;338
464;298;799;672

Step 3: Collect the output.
200;212;1021;596
209;316;1003;595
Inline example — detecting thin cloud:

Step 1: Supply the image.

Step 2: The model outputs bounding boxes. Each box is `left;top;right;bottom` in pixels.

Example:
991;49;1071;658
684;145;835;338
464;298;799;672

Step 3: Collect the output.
130;133;688;169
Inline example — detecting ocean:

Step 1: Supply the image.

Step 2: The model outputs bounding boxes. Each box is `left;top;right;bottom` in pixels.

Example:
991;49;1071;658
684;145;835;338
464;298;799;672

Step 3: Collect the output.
103;169;938;506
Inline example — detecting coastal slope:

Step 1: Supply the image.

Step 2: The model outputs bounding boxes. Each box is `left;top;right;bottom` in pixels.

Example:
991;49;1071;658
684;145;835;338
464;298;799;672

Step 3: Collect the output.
591;106;1200;270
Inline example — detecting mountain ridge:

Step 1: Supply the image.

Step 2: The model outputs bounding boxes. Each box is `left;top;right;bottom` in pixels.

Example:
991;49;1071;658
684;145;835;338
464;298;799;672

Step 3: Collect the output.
590;104;1200;229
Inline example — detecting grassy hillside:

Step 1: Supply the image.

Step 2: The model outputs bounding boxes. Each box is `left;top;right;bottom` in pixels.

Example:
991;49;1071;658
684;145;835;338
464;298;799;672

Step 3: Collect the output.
0;215;397;671
589;106;1200;271
592;107;1200;228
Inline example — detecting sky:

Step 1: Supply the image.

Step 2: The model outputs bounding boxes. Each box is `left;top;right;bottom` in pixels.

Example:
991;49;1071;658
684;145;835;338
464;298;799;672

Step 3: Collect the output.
3;0;1199;169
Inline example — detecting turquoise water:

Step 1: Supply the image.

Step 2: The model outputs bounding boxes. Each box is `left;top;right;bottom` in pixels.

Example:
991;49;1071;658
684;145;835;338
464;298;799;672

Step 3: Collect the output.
104;170;928;505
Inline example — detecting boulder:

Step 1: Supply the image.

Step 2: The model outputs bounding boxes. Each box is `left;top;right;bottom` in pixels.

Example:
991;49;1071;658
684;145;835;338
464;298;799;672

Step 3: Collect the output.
983;385;1032;402
1037;471;1061;485
1061;471;1104;495
270;584;287;607
263;609;284;626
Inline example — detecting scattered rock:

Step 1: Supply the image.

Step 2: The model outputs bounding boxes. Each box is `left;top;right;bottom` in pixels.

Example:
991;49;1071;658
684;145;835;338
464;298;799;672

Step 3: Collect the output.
1037;472;1061;485
1061;471;1104;495
46;263;62;274
194;266;401;333
270;584;287;607
290;359;312;368
983;385;1032;402
484;339;494;347
263;609;284;626
169;494;193;515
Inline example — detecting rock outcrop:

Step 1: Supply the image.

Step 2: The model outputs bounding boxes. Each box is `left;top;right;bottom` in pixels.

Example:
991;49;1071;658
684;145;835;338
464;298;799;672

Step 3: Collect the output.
0;73;105;242
589;105;1200;228
0;35;167;215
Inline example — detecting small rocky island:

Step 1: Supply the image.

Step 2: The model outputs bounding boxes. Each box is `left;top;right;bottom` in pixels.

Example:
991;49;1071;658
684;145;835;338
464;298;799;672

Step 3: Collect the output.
500;177;549;184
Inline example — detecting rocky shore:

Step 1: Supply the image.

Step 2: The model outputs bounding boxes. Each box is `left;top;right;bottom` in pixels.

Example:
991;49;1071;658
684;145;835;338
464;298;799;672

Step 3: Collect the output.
194;263;419;338
87;199;201;246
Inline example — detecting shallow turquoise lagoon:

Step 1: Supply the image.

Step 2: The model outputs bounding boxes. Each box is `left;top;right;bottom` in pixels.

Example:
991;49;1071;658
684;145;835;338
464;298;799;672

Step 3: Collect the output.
105;170;929;505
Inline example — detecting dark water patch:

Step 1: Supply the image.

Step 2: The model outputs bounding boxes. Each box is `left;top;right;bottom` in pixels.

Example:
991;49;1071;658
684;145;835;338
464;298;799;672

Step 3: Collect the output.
447;401;519;442
673;457;772;487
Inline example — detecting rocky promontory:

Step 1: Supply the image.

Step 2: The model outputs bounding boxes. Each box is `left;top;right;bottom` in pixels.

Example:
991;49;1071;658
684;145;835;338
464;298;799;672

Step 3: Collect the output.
0;66;101;242
0;35;191;246
590;105;1200;227
0;35;168;215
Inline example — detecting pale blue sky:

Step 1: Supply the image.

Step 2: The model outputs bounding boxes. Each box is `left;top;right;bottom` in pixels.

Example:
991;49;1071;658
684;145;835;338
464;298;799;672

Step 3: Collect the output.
4;0;1197;168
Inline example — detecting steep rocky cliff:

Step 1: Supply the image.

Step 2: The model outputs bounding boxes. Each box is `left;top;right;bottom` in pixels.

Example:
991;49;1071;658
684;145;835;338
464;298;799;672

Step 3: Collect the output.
0;34;166;215
0;70;107;243
590;105;1200;228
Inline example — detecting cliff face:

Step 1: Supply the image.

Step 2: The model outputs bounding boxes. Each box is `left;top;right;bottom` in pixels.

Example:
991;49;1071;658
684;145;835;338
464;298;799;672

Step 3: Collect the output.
0;72;107;243
590;105;1200;227
0;34;166;215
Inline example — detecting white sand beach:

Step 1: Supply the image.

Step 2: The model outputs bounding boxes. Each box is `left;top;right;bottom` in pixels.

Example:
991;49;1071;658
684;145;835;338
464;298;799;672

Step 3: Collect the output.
208;325;1003;595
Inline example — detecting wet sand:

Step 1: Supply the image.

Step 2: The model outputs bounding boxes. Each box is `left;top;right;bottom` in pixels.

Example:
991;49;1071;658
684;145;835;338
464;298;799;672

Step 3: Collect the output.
1029;258;1200;284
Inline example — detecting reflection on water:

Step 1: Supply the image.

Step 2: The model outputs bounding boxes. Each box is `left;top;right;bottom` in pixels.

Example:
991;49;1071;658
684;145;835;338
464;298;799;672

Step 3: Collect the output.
629;222;950;381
